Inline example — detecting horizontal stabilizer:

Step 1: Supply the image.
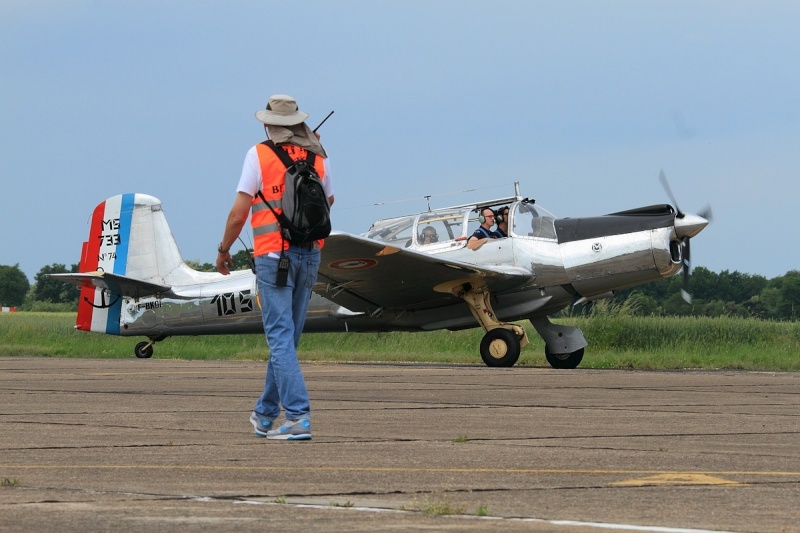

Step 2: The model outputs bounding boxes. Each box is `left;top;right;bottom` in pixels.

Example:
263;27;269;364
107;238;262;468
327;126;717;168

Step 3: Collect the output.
48;272;171;299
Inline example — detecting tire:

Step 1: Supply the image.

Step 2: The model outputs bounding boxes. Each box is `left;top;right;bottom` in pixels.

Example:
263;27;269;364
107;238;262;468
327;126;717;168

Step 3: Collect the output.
545;347;584;369
480;329;521;367
134;341;154;359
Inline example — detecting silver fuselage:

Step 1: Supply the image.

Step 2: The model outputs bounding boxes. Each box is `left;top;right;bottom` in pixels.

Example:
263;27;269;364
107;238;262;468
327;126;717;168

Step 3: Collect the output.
117;200;684;338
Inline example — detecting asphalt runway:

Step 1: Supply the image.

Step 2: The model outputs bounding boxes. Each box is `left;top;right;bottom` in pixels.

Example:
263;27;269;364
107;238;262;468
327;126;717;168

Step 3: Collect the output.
1;357;799;532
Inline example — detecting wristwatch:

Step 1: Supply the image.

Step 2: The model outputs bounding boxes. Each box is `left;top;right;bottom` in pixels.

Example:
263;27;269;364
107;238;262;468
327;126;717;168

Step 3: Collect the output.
217;243;229;254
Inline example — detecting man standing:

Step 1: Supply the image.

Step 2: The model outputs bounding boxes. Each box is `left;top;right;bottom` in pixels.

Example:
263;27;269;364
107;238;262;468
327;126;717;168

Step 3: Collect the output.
216;95;334;441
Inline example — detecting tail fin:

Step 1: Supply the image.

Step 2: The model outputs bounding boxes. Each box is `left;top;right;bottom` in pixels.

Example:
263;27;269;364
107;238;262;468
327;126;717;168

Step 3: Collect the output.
75;193;186;333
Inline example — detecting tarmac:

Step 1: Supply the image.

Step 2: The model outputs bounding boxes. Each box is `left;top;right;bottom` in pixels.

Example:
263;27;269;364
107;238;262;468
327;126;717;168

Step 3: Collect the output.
1;357;799;532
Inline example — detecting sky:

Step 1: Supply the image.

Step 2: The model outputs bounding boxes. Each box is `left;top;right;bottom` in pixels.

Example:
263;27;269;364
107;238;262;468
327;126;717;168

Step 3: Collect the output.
2;0;798;283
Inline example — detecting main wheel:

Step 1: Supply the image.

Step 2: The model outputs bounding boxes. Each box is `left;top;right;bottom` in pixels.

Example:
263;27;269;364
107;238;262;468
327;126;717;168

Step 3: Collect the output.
545;346;584;369
479;328;521;367
134;341;154;359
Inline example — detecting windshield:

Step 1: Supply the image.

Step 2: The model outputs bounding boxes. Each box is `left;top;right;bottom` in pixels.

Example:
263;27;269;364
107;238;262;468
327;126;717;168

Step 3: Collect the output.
511;202;557;239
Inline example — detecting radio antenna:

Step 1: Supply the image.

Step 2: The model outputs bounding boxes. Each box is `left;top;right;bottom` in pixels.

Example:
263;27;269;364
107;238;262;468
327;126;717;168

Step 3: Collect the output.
313;110;334;133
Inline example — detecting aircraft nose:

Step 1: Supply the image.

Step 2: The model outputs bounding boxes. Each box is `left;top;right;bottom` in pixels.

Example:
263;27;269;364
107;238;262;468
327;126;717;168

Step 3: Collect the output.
674;213;709;239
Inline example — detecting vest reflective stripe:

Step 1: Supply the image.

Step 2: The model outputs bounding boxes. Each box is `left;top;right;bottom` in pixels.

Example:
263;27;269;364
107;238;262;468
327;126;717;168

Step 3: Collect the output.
251;199;281;213
251;143;327;255
252;221;281;237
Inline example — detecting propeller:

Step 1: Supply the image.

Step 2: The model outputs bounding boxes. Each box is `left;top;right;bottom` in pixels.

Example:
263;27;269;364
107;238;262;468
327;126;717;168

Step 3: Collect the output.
659;170;684;219
659;170;712;304
680;236;692;304
661;170;714;223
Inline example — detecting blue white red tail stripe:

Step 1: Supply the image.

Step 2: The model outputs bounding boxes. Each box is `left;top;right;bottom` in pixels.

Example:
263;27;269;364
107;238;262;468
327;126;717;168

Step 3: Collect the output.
76;194;135;334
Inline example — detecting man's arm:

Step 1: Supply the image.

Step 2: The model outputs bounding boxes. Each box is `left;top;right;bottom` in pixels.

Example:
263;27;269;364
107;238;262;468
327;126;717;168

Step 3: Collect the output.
467;236;489;251
216;191;253;275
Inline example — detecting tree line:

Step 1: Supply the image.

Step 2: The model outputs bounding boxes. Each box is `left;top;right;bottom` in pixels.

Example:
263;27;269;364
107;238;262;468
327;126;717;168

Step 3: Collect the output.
568;267;799;321
1;259;798;321
0;251;254;312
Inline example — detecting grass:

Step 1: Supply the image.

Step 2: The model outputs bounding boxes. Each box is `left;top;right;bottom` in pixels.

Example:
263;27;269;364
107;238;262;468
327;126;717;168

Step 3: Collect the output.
405;491;466;516
1;312;798;370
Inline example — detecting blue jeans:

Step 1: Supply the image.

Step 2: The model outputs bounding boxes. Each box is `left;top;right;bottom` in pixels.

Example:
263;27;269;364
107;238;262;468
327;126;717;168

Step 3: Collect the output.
253;246;320;422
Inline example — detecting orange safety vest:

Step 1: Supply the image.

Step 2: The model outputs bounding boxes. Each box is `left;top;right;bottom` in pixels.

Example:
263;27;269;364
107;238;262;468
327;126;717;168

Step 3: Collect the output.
251;143;328;255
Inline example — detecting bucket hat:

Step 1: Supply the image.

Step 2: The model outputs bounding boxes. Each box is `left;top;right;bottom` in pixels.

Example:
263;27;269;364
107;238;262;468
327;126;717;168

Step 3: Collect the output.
255;94;308;126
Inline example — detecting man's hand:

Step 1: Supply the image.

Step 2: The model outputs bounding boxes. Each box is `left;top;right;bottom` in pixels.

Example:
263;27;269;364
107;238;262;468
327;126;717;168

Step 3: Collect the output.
217;250;234;275
216;192;253;275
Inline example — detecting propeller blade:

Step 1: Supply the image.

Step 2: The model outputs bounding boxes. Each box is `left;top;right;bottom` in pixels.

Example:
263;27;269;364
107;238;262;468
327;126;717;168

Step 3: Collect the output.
680;236;692;304
658;170;708;304
659;170;684;218
698;204;714;223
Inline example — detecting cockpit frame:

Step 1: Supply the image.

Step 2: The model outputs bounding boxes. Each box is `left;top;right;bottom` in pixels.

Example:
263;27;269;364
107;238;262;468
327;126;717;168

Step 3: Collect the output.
364;196;558;252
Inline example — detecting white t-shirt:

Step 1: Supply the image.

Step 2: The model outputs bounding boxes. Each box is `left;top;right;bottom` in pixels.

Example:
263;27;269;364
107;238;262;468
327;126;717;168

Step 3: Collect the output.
236;145;334;199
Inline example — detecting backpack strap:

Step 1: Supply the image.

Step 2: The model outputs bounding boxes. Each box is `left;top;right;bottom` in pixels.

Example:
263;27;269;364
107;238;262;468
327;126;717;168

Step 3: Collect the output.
262;140;316;169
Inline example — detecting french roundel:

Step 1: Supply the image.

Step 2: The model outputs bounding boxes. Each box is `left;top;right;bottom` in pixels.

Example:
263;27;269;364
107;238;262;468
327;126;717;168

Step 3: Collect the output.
329;259;379;270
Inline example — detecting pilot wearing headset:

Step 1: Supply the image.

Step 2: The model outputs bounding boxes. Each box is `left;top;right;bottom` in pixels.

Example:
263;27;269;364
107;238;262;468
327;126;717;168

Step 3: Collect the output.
493;206;510;238
467;207;498;250
418;226;439;245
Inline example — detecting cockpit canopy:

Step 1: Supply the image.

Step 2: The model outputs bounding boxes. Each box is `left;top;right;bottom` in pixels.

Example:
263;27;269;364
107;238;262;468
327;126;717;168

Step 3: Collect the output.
365;199;557;250
513;201;557;240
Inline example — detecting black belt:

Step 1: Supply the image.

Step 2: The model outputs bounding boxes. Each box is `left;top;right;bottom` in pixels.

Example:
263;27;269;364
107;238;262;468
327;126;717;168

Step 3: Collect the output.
294;242;315;250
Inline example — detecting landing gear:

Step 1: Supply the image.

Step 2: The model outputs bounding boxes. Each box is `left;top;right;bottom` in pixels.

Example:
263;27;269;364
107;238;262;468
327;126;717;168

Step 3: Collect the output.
480;328;521;367
134;341;154;359
433;279;591;369
133;335;166;359
434;278;528;368
531;317;588;369
545;346;584;369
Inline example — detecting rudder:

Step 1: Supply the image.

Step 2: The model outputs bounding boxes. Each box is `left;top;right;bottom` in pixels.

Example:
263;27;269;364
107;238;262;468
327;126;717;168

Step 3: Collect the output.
76;194;135;333
75;194;185;334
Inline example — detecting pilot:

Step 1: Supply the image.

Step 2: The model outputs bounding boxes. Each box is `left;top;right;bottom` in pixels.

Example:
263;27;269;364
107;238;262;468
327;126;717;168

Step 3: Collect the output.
418;226;439;245
493;206;510;238
467;207;497;250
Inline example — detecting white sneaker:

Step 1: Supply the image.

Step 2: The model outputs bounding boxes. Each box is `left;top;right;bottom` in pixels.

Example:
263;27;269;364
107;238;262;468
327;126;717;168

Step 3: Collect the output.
265;419;311;441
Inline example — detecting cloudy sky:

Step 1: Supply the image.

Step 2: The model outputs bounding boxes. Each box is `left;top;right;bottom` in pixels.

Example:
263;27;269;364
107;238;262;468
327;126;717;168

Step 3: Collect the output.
2;0;798;282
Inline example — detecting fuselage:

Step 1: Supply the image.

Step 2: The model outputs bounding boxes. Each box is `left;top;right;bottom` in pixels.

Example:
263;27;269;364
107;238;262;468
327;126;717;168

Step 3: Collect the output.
115;199;688;339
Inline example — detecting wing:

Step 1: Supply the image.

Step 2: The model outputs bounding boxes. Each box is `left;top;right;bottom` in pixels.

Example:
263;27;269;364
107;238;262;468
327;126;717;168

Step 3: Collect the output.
316;231;532;314
47;272;171;299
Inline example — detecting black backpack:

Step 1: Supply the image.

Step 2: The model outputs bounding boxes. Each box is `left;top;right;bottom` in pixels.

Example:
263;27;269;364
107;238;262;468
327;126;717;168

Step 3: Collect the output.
257;141;331;245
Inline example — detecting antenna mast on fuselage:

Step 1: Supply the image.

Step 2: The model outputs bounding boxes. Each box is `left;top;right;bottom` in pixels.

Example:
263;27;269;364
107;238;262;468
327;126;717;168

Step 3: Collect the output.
437;181;529;213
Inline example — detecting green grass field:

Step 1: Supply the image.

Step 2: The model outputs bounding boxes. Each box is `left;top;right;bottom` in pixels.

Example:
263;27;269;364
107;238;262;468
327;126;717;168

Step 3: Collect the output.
1;312;798;370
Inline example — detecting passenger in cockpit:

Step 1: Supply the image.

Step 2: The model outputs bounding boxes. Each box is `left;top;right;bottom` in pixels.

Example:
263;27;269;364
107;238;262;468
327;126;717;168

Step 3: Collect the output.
418;226;439;245
493;206;509;238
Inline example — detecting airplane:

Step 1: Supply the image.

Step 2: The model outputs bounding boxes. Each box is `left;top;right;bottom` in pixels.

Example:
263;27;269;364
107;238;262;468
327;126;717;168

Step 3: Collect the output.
48;180;709;368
